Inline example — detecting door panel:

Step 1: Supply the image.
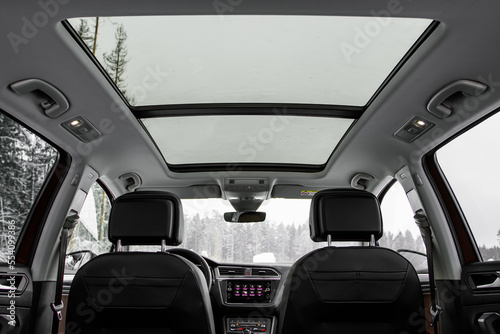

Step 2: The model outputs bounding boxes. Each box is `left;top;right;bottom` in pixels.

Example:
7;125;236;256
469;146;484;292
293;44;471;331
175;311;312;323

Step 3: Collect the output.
0;265;33;334
461;262;500;334
432;110;500;334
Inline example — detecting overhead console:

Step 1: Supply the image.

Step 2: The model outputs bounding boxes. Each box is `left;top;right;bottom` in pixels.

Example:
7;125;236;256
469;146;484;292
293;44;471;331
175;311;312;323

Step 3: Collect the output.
223;178;270;212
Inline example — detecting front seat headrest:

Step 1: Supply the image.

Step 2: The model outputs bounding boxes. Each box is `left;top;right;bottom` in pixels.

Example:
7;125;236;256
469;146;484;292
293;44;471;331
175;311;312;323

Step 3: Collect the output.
108;191;184;246
309;189;382;242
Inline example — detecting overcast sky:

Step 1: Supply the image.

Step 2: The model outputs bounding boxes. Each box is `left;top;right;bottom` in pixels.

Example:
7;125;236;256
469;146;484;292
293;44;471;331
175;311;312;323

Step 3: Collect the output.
70;16;429;106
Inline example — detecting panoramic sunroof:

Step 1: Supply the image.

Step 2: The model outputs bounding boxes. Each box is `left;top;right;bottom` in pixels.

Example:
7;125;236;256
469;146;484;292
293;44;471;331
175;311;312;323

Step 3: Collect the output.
68;16;432;107
141;116;354;165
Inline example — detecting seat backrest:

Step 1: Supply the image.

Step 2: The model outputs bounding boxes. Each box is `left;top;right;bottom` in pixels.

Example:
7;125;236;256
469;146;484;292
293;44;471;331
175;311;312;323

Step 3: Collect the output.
279;189;425;334
65;191;215;334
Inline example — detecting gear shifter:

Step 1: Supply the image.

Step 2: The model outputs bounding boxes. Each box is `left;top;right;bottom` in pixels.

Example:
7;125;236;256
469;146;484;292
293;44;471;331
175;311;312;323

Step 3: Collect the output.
243;329;252;334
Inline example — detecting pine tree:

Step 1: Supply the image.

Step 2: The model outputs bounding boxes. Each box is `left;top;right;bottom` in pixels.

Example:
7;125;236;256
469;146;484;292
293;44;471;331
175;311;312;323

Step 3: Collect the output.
103;24;134;102
75;19;94;51
0;114;57;259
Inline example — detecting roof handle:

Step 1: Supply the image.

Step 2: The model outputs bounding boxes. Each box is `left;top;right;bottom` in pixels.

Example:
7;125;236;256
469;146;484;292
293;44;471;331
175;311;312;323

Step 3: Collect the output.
10;78;70;118
351;173;373;190
119;172;142;191
427;79;487;119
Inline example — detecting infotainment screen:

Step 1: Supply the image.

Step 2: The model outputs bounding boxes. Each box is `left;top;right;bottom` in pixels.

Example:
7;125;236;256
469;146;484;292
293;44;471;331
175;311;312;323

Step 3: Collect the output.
226;280;272;303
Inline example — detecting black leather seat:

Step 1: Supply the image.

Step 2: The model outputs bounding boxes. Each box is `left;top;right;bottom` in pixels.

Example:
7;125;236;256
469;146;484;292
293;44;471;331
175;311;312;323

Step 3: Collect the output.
279;189;425;334
65;191;215;334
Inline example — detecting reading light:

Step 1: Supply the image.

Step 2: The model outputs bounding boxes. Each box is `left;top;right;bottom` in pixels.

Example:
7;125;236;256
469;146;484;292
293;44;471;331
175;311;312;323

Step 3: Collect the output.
61;116;102;143
394;116;435;143
413;119;427;128
69;119;83;127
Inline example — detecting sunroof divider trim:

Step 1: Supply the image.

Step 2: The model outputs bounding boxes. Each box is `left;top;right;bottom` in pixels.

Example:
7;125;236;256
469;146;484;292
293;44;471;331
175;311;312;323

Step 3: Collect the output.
134;106;363;119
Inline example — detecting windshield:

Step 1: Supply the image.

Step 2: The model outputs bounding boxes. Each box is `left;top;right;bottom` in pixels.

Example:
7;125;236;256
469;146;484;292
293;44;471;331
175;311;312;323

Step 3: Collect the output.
179;198;318;264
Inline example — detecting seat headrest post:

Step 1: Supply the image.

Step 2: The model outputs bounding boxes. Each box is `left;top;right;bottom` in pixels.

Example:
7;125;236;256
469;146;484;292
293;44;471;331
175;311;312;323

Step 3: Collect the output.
161;240;167;252
116;239;122;252
327;234;332;247
370;234;376;246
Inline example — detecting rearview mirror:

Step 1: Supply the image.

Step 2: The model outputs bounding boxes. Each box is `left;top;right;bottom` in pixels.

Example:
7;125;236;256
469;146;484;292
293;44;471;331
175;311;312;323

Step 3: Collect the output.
224;211;266;223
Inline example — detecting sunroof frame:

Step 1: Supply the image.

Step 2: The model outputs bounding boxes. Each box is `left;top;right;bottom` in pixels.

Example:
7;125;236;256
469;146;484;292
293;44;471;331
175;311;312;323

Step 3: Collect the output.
63;19;439;173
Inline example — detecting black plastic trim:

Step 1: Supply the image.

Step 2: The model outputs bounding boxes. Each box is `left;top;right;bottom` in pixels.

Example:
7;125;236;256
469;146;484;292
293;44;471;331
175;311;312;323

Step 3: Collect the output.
134;105;363;118
377;178;397;202
167;162;326;173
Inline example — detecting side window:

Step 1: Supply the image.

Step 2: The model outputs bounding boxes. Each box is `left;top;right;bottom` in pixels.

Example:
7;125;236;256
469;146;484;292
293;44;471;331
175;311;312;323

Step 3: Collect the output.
379;182;427;272
66;183;112;272
0;112;58;263
436;112;500;261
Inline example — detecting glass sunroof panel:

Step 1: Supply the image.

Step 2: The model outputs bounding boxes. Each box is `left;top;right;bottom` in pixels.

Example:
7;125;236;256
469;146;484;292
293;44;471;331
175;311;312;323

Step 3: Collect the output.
68;16;431;107
141;116;354;165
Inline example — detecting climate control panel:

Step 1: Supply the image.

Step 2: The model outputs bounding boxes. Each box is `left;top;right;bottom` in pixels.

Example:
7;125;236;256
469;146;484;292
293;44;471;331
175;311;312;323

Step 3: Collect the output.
226;318;271;333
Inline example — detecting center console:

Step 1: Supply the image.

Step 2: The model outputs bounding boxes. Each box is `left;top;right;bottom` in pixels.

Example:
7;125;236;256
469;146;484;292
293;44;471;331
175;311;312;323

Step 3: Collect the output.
216;266;282;334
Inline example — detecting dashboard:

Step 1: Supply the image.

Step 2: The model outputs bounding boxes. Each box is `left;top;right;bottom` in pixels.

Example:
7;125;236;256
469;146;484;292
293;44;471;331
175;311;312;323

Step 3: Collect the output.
205;260;430;334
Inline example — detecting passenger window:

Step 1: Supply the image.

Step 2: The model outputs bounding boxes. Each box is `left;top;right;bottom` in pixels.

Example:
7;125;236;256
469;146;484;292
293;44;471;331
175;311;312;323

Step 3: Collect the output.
380;182;427;272
0;112;58;263
436;112;500;261
66;183;112;272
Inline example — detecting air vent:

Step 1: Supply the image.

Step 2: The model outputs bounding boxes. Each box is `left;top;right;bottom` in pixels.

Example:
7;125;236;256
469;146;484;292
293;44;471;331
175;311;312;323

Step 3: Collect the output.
218;267;245;276
251;268;279;277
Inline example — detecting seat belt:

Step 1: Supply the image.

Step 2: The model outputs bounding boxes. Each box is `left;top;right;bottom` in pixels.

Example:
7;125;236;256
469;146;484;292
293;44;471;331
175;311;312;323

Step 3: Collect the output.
414;210;442;328
51;213;79;331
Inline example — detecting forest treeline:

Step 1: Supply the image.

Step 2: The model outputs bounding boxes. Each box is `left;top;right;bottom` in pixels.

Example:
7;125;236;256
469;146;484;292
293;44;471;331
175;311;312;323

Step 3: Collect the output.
0;114;57;261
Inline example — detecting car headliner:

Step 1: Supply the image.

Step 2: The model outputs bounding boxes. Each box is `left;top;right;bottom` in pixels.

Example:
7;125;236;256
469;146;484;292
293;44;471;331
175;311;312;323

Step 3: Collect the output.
1;0;498;199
